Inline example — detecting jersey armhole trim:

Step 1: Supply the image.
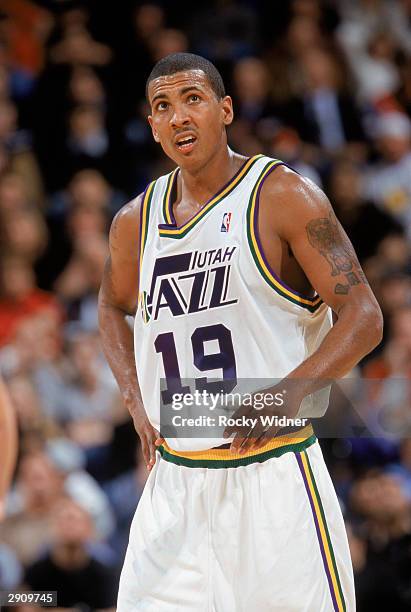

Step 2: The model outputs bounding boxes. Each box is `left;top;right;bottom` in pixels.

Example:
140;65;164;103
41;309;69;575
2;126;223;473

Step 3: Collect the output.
246;160;323;313
138;180;156;323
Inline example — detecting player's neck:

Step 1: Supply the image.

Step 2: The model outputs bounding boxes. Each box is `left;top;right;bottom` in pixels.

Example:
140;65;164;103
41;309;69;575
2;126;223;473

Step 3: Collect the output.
179;146;247;205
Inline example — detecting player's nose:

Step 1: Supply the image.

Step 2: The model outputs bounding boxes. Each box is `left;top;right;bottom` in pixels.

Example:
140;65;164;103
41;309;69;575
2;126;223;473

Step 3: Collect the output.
169;104;190;128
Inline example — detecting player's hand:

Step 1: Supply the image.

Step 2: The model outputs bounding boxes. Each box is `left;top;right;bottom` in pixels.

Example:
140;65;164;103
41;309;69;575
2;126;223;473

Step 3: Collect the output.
223;382;303;454
130;403;164;471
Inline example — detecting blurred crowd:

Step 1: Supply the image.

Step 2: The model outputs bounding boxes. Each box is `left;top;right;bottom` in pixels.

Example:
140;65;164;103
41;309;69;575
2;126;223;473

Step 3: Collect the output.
0;0;411;610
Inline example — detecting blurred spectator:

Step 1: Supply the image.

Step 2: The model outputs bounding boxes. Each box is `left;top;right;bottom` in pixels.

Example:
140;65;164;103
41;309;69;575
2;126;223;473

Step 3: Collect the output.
49;168;123;220
271;127;322;186
105;445;148;559
54;232;108;327
364;305;411;379
6;374;59;442
0;255;60;347
0;0;53;76
341;28;400;104
0;542;23;589
365;112;411;238
67;104;109;164
349;470;411;611
0;206;48;263
397;57;411;119
0;452;63;565
148;28;188;64
0;172;31;213
25;496;117;610
68;65;106;109
0;100;43;206
329;159;403;260
49;18;112;68
285;47;365;156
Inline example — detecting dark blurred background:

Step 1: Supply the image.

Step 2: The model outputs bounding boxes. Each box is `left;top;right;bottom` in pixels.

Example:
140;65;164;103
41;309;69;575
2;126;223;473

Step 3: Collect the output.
1;1;411;610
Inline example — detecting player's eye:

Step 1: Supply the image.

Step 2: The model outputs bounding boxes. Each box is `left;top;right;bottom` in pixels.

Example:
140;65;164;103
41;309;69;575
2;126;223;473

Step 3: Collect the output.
156;101;168;111
188;94;200;103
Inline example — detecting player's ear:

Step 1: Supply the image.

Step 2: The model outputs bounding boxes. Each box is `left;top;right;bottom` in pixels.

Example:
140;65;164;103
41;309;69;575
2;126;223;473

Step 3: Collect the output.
148;115;161;143
221;96;234;126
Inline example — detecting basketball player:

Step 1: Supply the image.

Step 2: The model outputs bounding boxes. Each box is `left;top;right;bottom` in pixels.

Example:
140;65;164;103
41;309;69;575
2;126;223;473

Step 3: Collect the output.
98;53;383;611
0;376;17;520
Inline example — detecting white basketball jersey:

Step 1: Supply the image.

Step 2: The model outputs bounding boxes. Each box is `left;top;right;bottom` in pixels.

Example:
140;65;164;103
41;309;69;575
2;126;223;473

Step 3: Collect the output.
134;155;332;451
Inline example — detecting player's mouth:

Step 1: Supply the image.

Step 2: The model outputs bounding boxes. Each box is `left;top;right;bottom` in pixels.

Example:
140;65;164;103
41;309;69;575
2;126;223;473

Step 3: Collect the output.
175;133;198;153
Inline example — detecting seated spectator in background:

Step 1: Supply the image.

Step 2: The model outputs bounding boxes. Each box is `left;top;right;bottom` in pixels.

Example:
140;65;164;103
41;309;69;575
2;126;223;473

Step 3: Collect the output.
38;171;112;290
65;105;110;179
68;65;106;110
376;234;411;275
285;46;366;157
0;255;60;347
232;57;280;126
364;236;411;317
0;542;22;590
365;112;411;239
0;171;31;214
0;206;48;264
59;328;117;430
0;451;63;565
397;58;411;120
348;470;411;611
0;99;44;207
54;232;108;327
25;496;117;610
344;30;400;104
6;374;60;443
364;305;411;380
104;444;148;560
49;17;112;67
148;28;188;64
329;158;403;261
0;0;53;78
230;57;283;156
49;168;124;220
0;310;67;423
270;127;322;186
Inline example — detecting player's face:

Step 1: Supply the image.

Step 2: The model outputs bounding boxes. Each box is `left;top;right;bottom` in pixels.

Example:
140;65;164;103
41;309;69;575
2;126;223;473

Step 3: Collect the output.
148;70;233;169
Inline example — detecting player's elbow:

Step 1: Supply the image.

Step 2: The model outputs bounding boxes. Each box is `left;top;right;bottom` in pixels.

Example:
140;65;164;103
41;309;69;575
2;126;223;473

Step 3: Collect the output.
362;300;384;352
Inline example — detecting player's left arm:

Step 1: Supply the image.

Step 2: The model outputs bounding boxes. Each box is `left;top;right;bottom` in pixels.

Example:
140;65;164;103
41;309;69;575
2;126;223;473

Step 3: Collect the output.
0;377;18;519
227;167;383;453
265;166;383;387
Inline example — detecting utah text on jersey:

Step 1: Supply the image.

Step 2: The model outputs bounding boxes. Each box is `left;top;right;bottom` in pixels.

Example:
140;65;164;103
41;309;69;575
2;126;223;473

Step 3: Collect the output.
139;246;238;323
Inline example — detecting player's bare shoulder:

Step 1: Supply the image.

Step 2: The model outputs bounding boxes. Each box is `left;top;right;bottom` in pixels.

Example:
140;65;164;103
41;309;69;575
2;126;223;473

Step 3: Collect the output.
109;193;144;260
259;164;331;229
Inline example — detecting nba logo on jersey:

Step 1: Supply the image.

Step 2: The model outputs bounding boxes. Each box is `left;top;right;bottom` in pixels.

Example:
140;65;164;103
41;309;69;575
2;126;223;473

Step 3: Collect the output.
221;212;232;232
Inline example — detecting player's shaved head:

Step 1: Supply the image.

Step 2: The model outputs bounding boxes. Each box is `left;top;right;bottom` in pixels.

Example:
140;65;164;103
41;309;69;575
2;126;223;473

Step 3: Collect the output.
146;52;225;100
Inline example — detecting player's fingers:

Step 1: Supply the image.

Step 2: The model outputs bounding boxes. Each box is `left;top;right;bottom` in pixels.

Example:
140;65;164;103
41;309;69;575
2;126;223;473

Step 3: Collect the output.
229;429;251;453
252;426;280;450
223;405;251;438
240;423;265;453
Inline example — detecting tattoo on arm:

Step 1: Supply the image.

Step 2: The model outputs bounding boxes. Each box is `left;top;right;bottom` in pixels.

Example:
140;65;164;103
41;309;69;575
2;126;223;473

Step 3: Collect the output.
306;212;369;295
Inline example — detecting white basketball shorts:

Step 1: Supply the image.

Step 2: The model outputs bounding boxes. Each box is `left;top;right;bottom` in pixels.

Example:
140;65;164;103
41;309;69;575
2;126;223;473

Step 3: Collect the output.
117;427;355;611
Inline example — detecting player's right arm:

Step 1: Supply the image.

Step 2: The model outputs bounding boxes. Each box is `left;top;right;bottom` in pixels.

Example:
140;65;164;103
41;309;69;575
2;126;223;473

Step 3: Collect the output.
98;195;161;470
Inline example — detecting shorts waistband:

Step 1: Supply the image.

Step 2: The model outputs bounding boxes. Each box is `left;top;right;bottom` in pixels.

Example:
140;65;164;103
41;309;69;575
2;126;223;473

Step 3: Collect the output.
158;424;316;469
